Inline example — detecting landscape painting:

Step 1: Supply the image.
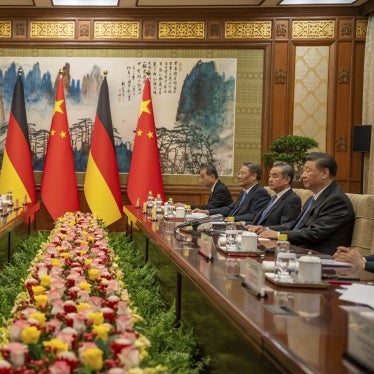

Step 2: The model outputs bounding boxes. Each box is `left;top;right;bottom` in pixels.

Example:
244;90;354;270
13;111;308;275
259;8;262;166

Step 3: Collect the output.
0;57;237;175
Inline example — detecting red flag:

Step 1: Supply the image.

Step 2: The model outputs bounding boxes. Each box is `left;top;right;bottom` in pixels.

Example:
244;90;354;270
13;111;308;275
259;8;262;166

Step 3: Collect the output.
127;78;165;206
84;76;123;226
0;70;36;207
40;74;80;221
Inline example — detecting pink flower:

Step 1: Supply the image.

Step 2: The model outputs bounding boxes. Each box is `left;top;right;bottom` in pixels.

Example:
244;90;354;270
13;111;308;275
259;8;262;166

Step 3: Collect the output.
8;319;29;340
6;342;27;367
48;360;71;374
45;317;62;334
117;346;140;369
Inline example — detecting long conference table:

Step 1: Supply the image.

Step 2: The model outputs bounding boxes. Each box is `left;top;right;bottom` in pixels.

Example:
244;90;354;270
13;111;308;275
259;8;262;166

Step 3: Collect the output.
123;205;373;373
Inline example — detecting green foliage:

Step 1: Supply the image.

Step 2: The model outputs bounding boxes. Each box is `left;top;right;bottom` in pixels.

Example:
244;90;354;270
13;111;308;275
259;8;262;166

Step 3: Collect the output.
262;135;318;180
111;233;209;373
0;232;48;324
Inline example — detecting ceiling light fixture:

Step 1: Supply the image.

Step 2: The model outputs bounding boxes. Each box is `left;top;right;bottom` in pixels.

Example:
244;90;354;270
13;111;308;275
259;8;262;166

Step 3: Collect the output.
52;0;118;6
280;0;354;4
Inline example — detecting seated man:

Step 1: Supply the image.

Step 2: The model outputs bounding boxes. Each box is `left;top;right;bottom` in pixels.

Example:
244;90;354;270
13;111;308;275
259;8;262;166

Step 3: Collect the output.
191;163;233;210
333;246;374;273
245;161;301;228
259;152;355;255
195;162;270;223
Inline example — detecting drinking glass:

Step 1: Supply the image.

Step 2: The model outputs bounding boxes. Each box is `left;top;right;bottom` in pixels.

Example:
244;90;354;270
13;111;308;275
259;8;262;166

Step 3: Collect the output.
225;230;238;251
275;252;296;282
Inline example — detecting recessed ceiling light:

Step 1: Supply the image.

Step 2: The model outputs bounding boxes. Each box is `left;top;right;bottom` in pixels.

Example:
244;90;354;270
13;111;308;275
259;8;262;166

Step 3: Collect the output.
52;0;118;6
280;0;354;4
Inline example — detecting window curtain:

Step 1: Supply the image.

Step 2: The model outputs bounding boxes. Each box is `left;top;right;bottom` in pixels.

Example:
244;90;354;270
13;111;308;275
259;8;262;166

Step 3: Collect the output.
363;14;374;194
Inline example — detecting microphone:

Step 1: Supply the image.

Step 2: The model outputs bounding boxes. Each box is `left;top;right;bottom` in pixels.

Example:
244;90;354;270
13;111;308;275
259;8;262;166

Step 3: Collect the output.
174;214;224;234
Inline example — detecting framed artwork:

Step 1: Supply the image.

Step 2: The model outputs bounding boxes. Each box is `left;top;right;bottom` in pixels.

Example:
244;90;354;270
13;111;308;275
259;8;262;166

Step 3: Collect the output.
0;57;237;176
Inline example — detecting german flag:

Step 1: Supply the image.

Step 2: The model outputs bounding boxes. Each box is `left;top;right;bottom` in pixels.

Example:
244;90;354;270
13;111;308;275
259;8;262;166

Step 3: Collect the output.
40;73;80;221
0;69;36;207
84;75;123;226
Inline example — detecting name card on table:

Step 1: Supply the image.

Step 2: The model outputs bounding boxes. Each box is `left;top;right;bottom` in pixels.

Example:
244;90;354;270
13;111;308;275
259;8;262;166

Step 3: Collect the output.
198;233;214;261
242;258;266;297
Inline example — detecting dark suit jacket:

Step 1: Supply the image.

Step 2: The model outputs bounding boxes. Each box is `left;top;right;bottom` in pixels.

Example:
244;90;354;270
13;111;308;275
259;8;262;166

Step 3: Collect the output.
270;182;355;255
191;180;233;210
209;183;270;223
251;189;301;226
365;255;374;272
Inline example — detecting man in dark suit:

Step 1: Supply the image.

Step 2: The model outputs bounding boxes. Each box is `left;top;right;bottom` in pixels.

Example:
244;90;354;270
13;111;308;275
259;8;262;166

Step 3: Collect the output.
259;152;355;255
191;163;233;210
246;161;301;228
195;162;270;222
334;246;374;273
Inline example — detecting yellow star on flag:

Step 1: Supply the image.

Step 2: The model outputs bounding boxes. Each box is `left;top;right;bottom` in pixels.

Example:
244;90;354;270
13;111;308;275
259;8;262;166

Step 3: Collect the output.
60;131;66;138
51;129;56;136
139;99;151;117
137;129;143;136
54;99;64;115
147;131;154;139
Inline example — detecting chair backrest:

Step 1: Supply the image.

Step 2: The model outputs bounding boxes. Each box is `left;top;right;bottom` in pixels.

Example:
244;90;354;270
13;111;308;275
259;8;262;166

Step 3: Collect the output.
346;193;374;256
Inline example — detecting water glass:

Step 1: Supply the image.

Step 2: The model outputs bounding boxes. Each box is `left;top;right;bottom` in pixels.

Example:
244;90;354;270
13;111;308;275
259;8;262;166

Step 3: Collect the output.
275;252;296;282
225;230;238;251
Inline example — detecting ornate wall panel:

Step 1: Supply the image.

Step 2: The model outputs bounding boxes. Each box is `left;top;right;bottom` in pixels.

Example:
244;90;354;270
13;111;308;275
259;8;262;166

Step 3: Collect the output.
293;46;329;151
292;20;335;39
30;21;75;39
0;21;11;39
94;21;139;39
224;21;272;39
158;22;204;39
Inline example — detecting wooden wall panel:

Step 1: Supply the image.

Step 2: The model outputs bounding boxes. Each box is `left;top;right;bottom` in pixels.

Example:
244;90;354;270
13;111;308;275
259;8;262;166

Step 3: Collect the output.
271;41;290;140
334;41;352;180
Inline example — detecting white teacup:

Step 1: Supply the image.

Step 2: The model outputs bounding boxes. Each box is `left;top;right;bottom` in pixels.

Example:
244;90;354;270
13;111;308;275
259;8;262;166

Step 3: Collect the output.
298;255;322;283
175;207;185;218
241;231;258;251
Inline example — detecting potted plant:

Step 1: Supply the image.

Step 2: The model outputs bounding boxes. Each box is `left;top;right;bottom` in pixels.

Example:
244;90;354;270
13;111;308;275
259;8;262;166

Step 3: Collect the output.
262;135;318;181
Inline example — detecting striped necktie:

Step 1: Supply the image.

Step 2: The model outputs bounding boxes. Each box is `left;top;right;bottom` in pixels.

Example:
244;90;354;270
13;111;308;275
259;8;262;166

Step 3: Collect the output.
293;197;314;229
257;195;277;225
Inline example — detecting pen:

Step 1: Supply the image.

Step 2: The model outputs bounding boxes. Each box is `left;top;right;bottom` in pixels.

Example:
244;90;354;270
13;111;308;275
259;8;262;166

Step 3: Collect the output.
326;280;353;286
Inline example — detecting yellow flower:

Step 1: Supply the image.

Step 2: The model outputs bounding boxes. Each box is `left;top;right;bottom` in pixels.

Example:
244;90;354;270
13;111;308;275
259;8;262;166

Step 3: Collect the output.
93;324;111;341
29;312;46;327
84;258;93;266
34;294;48;308
82;348;103;371
88;268;100;281
88;312;104;325
39;275;51;288
21;325;41;344
79;281;92;291
43;338;68;355
51;258;63;267
32;285;46;296
61;252;71;259
76;302;91;312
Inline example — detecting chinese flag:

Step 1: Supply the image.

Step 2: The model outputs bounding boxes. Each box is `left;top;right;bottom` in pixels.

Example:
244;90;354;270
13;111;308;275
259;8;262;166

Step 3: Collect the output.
0;70;36;207
127;77;165;206
84;76;123;226
40;74;80;221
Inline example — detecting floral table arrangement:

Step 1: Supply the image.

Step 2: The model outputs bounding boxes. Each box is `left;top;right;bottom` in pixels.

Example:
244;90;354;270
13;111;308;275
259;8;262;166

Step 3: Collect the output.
0;211;159;374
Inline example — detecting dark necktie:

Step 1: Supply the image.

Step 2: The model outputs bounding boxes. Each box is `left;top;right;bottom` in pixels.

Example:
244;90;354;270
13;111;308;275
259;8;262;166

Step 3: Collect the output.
257;195;277;225
229;191;247;216
293;197;314;229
